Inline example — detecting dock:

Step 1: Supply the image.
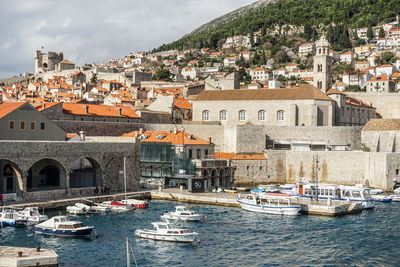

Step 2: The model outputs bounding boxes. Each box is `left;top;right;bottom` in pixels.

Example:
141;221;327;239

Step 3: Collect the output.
0;246;58;267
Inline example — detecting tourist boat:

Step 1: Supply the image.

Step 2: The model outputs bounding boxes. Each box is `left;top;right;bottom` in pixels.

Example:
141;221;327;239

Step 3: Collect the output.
237;193;301;216
34;216;94;237
135;222;199;243
297;183;375;209
66;205;87;215
257;184;280;193
75;203;111;213
0;208;27;227
17;207;48;224
161;206;204;221
120;199;148;209
278;184;297;195
100;201;135;212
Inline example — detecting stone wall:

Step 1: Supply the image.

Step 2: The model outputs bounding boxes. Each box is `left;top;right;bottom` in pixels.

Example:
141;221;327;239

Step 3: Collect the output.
231;159;269;185
53;120;145;136
361;130;400;152
346;92;400;118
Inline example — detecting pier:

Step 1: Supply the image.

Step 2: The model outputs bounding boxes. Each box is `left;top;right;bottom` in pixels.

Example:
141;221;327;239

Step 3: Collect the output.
0;246;58;267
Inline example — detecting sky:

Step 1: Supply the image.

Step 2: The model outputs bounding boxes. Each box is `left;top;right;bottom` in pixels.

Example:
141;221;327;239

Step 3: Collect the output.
0;0;256;79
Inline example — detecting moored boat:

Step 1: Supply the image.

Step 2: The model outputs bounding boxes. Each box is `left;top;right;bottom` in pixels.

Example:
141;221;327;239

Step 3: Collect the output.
75;203;111;213
66;205;87;215
120;199;148;209
100;201;135;212
17;207;48;224
161;206;204;222
34;216;94;237
237;194;301;216
0;208;27;227
135;222;199;243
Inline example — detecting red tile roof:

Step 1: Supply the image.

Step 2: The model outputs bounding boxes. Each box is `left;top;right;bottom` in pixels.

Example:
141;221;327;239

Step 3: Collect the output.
63;103;139;118
121;130;211;145
0;102;26;119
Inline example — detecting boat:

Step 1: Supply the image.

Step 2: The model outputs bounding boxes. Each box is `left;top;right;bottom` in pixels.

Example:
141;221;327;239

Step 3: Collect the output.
257;184;280;193
100;201;135;212
75;203;111;213
370;188;384;195
34;215;94;237
388;195;400;202
120;199;148;209
0;208;27;227
17;207;48;224
161;206;204;222
297;183;375;209
279;184;297;195
135;222;199;243
237;193;301;216
66;205;87;215
371;195;392;203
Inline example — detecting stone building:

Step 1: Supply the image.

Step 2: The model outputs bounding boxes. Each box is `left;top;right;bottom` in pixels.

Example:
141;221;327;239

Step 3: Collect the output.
34;50;64;74
366;75;396;93
361;119;400;152
204;72;240;90
313;34;333;93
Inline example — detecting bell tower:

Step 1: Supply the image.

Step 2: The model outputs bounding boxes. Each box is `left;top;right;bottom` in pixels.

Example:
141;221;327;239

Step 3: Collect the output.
313;33;332;92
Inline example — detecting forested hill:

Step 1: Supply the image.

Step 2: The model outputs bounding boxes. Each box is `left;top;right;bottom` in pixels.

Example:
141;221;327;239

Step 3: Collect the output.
154;0;400;52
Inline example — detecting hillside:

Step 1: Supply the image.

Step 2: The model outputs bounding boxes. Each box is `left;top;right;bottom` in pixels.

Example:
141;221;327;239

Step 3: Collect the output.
154;0;400;52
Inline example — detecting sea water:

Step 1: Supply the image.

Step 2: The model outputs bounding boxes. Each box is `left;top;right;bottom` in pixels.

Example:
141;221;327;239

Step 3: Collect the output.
1;200;399;266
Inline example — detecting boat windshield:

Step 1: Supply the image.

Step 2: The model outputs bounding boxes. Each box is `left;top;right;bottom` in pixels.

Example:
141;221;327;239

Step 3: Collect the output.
180;213;190;215
352;190;361;198
59;217;68;222
158;224;168;229
362;189;371;199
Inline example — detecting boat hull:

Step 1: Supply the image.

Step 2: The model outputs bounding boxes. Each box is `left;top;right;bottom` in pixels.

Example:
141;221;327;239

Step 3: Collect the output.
161;214;203;222
0;219;27;227
135;230;198;243
34;226;93;237
237;200;301;216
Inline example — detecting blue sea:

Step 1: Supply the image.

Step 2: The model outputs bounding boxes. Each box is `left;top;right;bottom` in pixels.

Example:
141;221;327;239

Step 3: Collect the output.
1;200;399;266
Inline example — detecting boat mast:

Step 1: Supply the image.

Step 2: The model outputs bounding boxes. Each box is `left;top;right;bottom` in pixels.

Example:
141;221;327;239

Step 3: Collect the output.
124;156;127;200
126;237;130;267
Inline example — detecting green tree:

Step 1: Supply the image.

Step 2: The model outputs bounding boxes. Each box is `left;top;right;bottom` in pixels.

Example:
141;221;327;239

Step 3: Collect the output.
238;68;251;84
90;72;98;84
153;69;172;81
378;28;385;38
367;26;374;41
249;31;254;47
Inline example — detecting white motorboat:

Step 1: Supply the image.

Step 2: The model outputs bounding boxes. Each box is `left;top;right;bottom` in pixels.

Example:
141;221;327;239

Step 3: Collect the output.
0;208;27;227
75;203;111;213
279;184;297;195
388;195;400;202
237;193;301;216
17;207;48;224
66;205;87;215
135;222;199;243
120;199;148;209
370;188;384;195
161;206;204;222
100;201;134;212
34;216;94;237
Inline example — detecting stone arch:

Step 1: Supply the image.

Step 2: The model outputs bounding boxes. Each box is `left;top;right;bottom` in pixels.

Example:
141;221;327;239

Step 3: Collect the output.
27;158;66;192
0;159;24;195
70;157;102;188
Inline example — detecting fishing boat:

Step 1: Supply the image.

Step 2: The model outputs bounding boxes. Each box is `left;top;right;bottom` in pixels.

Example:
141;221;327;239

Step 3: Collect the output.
66;205;87;215
297;183;375;209
161;206;204;221
0;208;27;227
135;222;199;243
34;216;94;237
17;207;48;224
100;201;135;212
75;202;111;213
237;193;301;216
120;199;148;209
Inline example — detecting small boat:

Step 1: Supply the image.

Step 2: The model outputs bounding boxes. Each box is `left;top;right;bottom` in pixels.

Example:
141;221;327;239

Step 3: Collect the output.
17;207;48;224
120;199;148;209
75;203;111;214
370;188;384;195
388;195;400;202
161;206;204;222
257;184;280;193
34;216;94;237
0;208;27;227
66;205;87;215
135;222;199;243
279;184;297;195
237;193;301;216
101;201;135;212
372;195;392;203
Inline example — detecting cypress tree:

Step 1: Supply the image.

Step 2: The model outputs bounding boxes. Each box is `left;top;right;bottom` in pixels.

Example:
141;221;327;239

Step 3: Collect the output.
367;26;374;41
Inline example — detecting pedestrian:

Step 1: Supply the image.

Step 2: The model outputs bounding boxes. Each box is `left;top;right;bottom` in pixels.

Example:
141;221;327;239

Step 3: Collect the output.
0;194;3;206
103;185;107;195
107;186;111;195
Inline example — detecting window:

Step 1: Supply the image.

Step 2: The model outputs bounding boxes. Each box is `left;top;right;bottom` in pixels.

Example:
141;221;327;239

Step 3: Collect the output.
246;166;250;171
40;122;45;130
396;169;399;176
203;110;210;121
20;121;25;130
259;166;263;171
9;121;14;129
188;149;192;159
197;149;201;159
205;149;209;156
220;110;227;121
239;110;246;121
30;122;35;130
258;110;265;121
277;110;285;121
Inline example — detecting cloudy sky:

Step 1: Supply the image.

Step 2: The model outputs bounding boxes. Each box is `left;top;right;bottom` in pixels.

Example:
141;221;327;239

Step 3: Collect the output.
0;0;256;78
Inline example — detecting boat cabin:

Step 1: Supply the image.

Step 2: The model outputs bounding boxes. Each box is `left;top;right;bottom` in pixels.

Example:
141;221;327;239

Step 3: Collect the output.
298;183;372;200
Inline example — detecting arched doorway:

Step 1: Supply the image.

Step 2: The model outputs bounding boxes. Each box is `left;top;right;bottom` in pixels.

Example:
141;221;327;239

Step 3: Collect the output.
0;159;23;195
70;157;101;188
27;158;65;191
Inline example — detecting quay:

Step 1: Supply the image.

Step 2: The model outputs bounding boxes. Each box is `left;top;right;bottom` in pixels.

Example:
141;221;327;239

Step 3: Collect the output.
0;246;58;267
4;189;363;217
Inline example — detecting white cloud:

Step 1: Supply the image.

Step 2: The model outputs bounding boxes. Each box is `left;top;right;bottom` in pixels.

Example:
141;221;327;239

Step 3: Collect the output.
0;0;255;78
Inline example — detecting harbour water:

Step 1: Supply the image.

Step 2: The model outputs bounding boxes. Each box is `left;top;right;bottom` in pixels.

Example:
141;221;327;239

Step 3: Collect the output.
1;200;399;266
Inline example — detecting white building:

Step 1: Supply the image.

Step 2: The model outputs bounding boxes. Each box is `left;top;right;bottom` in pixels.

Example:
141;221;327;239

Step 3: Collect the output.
223;57;238;67
250;67;272;82
376;65;395;77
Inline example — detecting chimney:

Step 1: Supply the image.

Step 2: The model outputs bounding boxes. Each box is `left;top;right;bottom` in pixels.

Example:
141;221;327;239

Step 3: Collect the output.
180;127;185;133
139;128;143;135
84;105;89;114
209;137;212;144
118;107;122;116
173;126;178;135
79;130;86;141
42;103;45;110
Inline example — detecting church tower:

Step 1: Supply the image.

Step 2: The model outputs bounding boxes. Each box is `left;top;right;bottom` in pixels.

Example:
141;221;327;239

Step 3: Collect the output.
313;33;332;93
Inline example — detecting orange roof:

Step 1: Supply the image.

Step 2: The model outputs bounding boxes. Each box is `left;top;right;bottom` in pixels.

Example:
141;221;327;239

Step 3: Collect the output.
63;103;139;118
231;154;266;160
392;72;400;78
121;130;211;145
35;102;59;111
173;97;191;110
368;75;392;82
377;64;393;68
0;102;26;119
214;152;235;159
346;97;375;108
66;133;78;140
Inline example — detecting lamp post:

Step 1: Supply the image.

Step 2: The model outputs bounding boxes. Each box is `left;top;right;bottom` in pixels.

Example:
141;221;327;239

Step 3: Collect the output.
313;154;319;202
